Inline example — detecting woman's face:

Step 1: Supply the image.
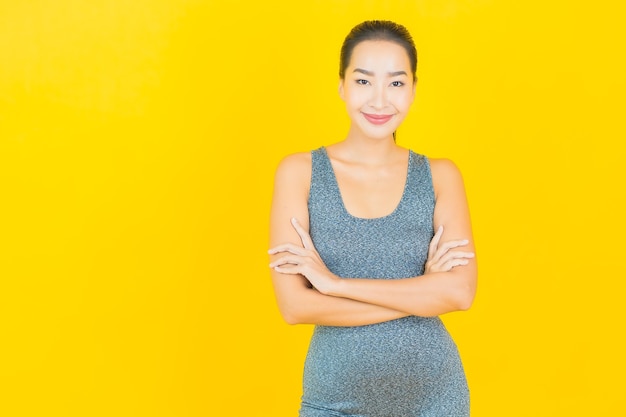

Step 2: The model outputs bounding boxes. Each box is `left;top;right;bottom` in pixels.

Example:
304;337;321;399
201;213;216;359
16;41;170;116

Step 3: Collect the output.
339;40;416;140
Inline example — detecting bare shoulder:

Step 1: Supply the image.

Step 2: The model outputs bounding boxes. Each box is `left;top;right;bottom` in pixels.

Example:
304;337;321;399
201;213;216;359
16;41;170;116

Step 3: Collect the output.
428;157;461;177
275;151;312;177
427;158;465;197
273;151;312;197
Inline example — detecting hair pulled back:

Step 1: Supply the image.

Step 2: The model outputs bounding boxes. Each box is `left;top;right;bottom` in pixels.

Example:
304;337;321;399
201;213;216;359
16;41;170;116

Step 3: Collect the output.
339;20;417;81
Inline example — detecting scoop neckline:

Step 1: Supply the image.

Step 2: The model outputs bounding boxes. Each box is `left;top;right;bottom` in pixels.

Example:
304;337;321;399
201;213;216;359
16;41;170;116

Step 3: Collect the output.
319;146;413;221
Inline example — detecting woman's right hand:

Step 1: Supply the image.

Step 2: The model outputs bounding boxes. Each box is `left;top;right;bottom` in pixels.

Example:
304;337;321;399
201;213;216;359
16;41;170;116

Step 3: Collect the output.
425;225;475;273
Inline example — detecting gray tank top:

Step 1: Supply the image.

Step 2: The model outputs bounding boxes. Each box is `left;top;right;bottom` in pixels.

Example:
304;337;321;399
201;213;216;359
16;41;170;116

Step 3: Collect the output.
308;146;435;280
301;147;469;416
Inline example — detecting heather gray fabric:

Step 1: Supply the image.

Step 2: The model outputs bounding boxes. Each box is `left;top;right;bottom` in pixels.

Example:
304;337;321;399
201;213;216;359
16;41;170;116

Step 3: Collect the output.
300;147;469;417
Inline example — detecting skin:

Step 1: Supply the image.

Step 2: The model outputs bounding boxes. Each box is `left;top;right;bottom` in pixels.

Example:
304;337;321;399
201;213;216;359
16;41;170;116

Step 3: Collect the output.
268;40;477;325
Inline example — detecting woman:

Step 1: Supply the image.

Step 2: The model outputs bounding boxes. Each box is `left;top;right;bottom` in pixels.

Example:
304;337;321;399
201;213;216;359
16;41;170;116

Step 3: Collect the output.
268;20;477;416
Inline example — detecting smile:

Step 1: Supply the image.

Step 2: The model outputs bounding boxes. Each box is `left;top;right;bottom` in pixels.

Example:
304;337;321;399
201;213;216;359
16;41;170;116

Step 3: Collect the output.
362;113;394;125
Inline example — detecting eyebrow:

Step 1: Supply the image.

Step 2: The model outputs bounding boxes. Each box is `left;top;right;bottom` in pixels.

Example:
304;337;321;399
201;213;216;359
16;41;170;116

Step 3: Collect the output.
353;68;408;77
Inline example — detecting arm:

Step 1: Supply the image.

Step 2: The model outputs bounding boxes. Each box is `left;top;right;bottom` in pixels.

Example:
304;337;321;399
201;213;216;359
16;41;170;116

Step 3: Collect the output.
269;153;410;326
272;158;477;318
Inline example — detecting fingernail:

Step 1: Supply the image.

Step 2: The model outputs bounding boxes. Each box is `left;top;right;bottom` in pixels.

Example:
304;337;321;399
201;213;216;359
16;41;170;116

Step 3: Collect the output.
291;217;298;224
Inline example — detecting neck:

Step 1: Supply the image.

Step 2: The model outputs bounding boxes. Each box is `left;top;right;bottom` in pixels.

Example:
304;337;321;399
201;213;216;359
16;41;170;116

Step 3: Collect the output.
338;127;399;164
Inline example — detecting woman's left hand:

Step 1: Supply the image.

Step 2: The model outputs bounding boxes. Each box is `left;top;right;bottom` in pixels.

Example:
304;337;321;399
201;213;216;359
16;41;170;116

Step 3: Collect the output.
268;218;340;295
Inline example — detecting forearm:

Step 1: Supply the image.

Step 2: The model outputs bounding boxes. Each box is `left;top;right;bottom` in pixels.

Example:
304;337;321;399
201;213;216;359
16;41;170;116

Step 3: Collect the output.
329;269;476;317
274;278;410;326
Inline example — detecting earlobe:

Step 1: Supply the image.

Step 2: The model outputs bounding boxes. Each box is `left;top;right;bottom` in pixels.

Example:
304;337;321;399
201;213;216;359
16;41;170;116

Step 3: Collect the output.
338;79;344;100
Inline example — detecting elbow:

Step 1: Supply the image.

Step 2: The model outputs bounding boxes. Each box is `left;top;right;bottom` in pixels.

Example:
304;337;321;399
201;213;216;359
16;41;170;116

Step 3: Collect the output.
453;283;476;311
277;302;308;325
281;311;303;325
447;268;477;312
455;293;475;311
442;273;476;312
273;283;316;325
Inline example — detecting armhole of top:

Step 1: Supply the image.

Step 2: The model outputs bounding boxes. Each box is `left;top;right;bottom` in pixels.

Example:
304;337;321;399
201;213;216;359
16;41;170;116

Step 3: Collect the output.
307;148;320;206
423;155;436;203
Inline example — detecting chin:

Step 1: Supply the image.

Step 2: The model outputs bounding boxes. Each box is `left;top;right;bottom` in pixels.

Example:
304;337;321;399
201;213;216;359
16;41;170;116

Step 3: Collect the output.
358;125;400;141
367;132;395;141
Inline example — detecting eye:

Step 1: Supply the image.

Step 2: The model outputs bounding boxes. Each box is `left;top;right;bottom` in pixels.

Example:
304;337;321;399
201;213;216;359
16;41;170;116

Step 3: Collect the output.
356;79;370;85
391;81;404;87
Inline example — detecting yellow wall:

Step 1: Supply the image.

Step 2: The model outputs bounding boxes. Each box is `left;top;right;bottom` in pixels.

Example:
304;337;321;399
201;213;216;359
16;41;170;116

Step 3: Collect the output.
1;1;625;415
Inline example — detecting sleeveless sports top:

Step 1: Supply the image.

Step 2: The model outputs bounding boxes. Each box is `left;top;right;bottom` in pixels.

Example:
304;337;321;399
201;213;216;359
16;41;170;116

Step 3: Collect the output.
308;146;435;279
300;146;469;417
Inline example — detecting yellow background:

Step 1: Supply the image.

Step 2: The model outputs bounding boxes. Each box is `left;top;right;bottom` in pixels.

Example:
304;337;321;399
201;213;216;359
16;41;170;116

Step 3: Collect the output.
1;0;625;415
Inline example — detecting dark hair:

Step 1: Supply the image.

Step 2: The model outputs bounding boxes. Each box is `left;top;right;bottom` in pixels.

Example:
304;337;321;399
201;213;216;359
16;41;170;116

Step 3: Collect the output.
339;20;417;81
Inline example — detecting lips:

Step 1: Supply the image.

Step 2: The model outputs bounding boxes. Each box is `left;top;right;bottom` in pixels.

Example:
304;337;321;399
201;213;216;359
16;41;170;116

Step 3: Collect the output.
362;112;394;125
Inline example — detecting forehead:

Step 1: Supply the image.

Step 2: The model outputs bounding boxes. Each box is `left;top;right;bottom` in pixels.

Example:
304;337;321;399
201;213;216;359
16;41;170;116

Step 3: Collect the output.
348;40;411;71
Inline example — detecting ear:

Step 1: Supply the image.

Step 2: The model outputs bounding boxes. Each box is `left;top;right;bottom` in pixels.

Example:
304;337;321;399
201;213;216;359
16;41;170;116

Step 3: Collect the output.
338;79;345;100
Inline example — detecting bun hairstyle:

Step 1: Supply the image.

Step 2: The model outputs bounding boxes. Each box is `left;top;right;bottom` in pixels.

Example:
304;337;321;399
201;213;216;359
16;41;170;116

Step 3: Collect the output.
339;20;418;82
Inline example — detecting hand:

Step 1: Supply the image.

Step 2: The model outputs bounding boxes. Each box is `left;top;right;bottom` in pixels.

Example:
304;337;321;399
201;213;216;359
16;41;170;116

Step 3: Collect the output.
425;225;475;273
268;217;340;295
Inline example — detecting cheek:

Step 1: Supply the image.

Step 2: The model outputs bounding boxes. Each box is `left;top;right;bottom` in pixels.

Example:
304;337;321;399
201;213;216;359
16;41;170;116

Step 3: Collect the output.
393;89;415;109
344;88;368;107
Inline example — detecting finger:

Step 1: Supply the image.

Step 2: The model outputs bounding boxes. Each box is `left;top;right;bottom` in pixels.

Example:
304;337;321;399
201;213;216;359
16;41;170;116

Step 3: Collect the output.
439;258;470;271
437;250;475;265
268;243;308;256
269;254;303;268
431;251;474;271
439;239;470;252
291;217;315;250
432;239;470;260
428;225;444;260
434;250;475;270
269;253;319;268
272;264;303;275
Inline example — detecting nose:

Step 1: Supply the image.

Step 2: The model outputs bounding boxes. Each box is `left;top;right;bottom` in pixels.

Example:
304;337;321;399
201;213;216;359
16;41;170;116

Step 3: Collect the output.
369;84;388;110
